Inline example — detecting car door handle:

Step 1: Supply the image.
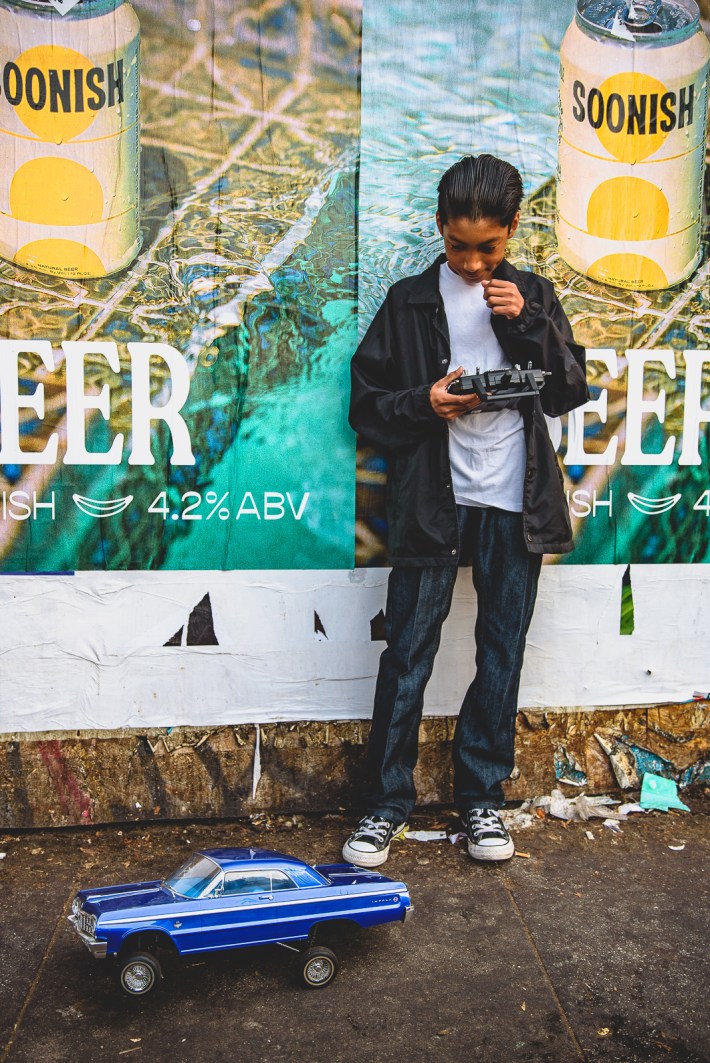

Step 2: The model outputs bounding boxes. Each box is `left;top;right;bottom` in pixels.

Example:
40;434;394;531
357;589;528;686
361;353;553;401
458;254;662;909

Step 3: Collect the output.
259;894;272;900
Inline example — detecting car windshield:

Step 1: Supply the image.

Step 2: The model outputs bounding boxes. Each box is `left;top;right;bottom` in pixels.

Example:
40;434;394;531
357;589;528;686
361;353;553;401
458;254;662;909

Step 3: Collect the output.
164;854;220;898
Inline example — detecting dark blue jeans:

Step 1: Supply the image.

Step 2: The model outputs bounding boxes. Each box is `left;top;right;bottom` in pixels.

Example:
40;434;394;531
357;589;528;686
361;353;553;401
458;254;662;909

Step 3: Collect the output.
366;506;542;820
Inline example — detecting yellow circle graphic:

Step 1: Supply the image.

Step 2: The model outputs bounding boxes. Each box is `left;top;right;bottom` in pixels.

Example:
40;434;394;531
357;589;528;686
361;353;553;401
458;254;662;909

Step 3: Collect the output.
15;239;106;278
588;253;668;291
595;72;670;163
11;46;96;143
10;157;104;225
587;176;670;241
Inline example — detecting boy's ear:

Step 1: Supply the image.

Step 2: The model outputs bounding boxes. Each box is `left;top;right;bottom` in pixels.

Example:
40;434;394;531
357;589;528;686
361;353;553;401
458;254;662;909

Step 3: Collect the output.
508;211;520;237
435;212;444;236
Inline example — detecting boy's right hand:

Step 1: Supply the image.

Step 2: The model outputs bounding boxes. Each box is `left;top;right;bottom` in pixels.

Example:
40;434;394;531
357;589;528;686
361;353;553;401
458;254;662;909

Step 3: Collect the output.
430;367;482;420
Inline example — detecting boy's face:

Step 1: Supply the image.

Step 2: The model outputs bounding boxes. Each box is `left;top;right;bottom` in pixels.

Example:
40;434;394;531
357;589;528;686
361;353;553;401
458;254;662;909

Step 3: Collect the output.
436;212;519;285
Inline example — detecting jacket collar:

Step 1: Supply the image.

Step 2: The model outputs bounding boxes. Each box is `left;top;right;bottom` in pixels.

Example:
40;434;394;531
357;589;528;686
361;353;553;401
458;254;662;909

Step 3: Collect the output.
407;253;527;303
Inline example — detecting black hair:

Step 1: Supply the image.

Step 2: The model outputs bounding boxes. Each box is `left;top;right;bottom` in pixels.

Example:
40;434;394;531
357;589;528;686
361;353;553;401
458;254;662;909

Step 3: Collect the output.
437;154;523;229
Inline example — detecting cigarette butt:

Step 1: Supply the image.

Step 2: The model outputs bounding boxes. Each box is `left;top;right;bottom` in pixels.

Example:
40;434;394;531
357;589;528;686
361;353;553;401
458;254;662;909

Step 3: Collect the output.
515;851;531;859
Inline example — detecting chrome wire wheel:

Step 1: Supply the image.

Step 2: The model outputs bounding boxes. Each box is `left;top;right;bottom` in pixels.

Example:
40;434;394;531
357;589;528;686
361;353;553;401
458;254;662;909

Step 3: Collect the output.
305;956;333;984
118;952;161;996
300;946;338;988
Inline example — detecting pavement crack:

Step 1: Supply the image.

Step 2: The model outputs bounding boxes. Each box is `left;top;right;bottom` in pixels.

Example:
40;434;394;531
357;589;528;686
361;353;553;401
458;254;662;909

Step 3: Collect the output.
502;877;586;1062
1;875;80;1063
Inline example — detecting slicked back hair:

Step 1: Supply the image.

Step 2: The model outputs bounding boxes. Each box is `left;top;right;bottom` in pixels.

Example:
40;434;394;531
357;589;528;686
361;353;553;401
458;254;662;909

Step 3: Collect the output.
437;154;523;229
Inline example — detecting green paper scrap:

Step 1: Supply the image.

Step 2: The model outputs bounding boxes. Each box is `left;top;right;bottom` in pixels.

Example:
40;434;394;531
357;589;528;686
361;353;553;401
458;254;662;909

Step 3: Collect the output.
620;566;635;636
640;773;690;813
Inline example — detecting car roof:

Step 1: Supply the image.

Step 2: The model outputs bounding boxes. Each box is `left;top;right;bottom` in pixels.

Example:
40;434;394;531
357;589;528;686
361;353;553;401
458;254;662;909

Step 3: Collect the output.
196;848;313;873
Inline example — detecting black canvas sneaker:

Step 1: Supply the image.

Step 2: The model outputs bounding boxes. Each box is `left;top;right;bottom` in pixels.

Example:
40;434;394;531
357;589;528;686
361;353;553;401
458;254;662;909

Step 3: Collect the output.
463;808;515;862
342;815;407;868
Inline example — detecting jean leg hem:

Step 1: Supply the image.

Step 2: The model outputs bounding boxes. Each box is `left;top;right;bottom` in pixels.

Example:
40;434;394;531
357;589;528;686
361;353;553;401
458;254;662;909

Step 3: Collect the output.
369;806;411;824
456;800;506;814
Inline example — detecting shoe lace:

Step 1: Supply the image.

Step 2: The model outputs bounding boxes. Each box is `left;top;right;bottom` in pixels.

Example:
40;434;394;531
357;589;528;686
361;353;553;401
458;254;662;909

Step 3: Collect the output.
466;808;507;839
354;816;392;841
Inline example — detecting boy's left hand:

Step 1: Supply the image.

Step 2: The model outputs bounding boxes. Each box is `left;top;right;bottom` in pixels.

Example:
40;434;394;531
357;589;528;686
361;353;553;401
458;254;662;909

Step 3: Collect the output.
482;279;524;320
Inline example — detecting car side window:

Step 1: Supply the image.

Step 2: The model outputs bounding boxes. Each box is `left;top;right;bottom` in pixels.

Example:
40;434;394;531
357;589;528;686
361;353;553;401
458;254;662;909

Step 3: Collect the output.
270;871;296;892
221;870;297;895
223;872;272;896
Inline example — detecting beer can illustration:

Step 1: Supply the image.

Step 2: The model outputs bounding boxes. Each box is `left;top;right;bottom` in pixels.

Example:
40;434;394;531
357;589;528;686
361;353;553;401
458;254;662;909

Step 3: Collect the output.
0;0;140;279
557;0;710;291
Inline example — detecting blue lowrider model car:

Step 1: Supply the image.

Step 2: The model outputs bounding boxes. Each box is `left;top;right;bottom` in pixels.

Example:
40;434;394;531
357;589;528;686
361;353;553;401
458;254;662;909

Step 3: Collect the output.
69;847;412;995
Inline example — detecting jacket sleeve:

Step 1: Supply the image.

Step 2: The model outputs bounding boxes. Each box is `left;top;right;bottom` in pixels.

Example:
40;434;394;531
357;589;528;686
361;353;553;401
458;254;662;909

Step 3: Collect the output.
349;292;441;450
504;282;588;417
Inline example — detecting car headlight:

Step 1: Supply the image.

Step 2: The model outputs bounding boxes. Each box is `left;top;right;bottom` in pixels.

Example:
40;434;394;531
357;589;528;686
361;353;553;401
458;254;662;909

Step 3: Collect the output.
72;897;81;917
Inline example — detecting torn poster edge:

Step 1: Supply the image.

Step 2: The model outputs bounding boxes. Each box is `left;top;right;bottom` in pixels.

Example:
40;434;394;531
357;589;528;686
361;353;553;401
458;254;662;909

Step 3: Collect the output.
252;723;261;801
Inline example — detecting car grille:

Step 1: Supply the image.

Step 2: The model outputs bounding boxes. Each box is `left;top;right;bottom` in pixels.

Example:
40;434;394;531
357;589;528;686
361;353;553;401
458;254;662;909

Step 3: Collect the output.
78;910;97;937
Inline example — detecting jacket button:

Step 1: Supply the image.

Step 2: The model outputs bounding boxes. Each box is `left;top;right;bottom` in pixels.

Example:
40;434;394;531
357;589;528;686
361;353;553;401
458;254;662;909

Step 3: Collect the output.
441;359;447;365
527;469;534;480
451;549;456;555
527;534;533;541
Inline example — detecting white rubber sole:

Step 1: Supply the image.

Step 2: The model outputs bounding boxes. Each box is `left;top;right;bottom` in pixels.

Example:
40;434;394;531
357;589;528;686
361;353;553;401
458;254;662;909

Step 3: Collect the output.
467;838;515;862
341;840;391;868
342;823;407;868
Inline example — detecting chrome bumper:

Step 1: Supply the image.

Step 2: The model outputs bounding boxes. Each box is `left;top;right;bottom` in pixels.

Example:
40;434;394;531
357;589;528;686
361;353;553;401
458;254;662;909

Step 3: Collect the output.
68;916;108;959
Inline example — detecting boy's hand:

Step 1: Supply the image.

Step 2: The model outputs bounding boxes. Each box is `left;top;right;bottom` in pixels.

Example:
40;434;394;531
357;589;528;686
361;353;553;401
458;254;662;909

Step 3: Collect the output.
430;367;482;420
482;279;524;319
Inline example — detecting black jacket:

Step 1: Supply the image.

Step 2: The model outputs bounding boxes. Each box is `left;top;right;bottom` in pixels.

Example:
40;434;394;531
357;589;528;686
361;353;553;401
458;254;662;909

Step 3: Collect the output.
350;255;588;564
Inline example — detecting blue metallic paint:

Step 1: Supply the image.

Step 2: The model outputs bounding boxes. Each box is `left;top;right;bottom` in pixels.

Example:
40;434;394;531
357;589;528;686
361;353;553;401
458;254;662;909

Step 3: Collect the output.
69;847;411;960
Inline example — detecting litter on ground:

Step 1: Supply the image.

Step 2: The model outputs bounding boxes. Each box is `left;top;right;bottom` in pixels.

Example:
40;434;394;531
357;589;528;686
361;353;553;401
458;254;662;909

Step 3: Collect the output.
404;830;448;842
640;773;690;813
399;780;692;846
530;790;623;822
500;809;537;830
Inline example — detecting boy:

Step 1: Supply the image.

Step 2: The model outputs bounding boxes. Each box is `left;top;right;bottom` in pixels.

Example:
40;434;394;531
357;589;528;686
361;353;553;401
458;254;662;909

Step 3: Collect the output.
344;154;587;867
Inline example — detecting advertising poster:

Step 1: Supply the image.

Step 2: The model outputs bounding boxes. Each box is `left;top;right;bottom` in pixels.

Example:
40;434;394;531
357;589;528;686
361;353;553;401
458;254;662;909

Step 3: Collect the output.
0;4;707;578
0;0;709;734
357;0;710;567
0;0;359;572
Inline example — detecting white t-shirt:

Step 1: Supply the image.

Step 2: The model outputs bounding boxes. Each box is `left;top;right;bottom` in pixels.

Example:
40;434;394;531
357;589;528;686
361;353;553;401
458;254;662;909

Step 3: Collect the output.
439;262;526;512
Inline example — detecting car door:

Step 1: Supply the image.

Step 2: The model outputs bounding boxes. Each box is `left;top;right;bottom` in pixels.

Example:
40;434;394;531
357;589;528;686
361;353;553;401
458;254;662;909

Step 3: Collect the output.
193;870;276;951
245;869;310;945
190;869;317;951
223;869;312;946
226;868;319;947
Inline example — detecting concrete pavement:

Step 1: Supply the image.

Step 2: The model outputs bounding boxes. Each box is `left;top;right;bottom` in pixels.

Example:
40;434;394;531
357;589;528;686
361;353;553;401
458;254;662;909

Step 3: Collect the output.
1;798;708;1063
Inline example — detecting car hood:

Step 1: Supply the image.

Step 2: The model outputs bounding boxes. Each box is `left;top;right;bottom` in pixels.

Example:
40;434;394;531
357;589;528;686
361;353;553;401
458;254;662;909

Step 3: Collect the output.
78;880;177;917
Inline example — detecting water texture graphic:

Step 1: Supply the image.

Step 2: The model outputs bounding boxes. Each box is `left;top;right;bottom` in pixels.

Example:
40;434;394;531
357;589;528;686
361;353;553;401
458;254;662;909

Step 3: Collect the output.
0;0;360;571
